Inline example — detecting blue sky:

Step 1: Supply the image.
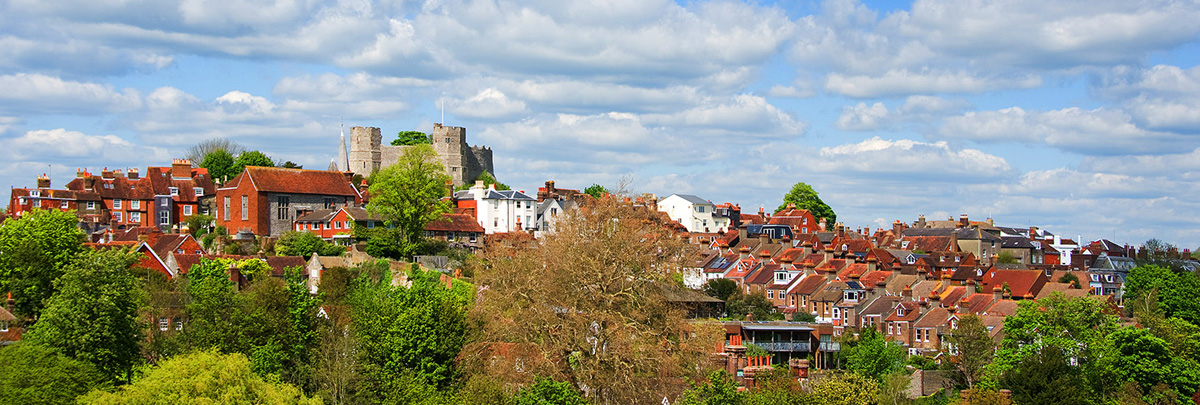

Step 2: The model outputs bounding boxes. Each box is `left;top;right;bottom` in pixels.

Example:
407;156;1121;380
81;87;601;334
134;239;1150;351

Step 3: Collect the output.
2;0;1200;248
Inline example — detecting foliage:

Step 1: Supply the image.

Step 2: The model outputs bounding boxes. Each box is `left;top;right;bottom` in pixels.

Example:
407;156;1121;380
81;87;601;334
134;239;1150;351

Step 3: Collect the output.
393;130;430;146
1097;326;1200;403
201;149;239;182
77;350;319;404
951;388;1011;405
743;367;808;405
776;182;836;224
456;171;510;191
367;144;452;255
745;342;769;358
467;197;719;403
185;138;244;168
356;225;447;260
183;214;214;236
276;230;345;258
998;345;1090;405
946;315;994;388
513;377;589;405
842;328;906;382
234;150;275;173
810;372;880;405
992;293;1117;379
679;370;745;405
726;291;784;321
280;161;303;169
702;278;738;301
25;247;146;384
350;266;470;393
996;251;1019;264
583;184;608;199
238;258;272;282
181;258;238;351
314;323;360;404
1125;264;1200;325
1057;272;1081;289
0;208;85;321
878;370;913;405
0;342;108;404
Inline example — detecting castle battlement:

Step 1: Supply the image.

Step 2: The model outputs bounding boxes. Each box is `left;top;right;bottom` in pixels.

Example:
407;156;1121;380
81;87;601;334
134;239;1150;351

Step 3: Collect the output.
344;124;494;187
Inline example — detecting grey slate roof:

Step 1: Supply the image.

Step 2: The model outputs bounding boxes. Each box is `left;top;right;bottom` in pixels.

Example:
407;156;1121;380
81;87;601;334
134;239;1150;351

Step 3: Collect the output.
454;189;536;201
668;194;712;205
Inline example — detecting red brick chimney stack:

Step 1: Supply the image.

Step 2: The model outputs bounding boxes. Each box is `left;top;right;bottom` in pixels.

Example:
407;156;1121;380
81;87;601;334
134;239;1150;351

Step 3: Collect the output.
171;159;192;178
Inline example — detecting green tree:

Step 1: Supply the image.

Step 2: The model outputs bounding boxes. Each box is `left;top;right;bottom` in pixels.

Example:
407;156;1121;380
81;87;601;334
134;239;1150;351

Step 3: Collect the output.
366;144;452;257
999;345;1091;405
810;372;879;405
276;231;345;258
235;150;275;174
183;213;214;236
513;377;589;405
996;251;1019;264
1125;264;1200;325
0;343;107;404
583;184;608;199
181;258;239;352
1058;272;1081;289
991;293;1117;384
679;370;745;405
725;291;782;321
1097;326;1200;403
946;315;995;389
701;278;738;301
392;130;430;146
201;149;239;182
78;350;319;404
185;138;244;168
280;161;303;169
776;182;836;223
843;328;906;382
456;171;509;191
0;208;85;321
25;248;146;383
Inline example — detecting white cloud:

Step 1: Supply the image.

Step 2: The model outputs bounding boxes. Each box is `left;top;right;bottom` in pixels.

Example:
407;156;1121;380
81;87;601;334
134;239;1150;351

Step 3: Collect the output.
7;128;167;162
825;69;1041;98
835;102;889;130
939;106;1187;155
1097;64;1200;132
445;88;528;119
812;137;1012;180
0;73;142;114
644;94;806;136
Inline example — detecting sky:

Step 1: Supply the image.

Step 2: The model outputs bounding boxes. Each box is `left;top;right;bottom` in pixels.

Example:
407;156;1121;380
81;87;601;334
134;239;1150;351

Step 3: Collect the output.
2;0;1200;248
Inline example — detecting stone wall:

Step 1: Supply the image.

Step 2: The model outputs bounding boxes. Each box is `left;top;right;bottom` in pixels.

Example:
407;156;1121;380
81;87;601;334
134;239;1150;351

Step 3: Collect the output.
348;124;493;186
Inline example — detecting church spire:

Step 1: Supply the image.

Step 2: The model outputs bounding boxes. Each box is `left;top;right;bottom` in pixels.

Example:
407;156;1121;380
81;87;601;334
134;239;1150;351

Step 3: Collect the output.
337;120;349;172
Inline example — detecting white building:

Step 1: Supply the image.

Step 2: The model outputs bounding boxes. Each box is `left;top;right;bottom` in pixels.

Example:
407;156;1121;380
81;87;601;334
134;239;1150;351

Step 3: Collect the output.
455;182;537;234
657;194;726;233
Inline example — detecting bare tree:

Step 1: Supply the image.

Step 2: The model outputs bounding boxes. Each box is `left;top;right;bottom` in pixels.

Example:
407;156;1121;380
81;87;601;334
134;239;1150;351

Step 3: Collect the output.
463;196;722;404
185;138;245;167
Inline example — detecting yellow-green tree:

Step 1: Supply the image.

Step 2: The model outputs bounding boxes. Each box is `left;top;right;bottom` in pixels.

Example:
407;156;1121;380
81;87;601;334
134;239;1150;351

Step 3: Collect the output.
78;350;318;404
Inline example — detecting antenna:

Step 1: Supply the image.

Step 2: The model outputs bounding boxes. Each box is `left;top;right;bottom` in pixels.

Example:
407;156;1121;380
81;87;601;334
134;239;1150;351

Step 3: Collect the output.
440;99;445;124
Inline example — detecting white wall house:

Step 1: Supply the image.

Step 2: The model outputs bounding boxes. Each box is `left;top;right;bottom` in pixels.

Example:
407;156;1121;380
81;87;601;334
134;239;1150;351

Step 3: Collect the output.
658;194;726;233
455;182;537;234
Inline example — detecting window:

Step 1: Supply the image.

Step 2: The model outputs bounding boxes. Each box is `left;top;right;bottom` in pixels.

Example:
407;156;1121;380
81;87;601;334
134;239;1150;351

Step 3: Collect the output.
494;218;499;227
0;320;7;332
241;195;248;221
18;197;26;205
447;232;456;241
183;205;192;215
470;233;477;242
888;322;894;335
60;200;69;209
767;290;774;299
195;187;204;196
174;318;184;331
697;206;705;213
324;198;334;209
87;201;96;210
159;317;169;331
897;307;905;317
130;200;140;209
113;199;122;209
367;221;375;229
113;212;123;222
223;196;231;220
277;196;290;220
160;210;169;225
169;187;178;196
130;212;141;224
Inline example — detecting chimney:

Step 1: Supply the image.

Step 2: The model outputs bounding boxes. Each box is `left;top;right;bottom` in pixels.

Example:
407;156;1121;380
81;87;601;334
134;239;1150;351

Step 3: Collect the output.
837;224;845;239
993;285;1003;302
36;173;50;189
745;313;754;322
1029;226;1038;239
986;218;994;227
802;241;813;256
957;297;969;314
958;214;969;229
824;266;836;281
902;285;913;299
824;246;834;262
819;217;827;232
863;226;870;238
781;258;794;270
929;291;941;307
113;169;124;178
781;235;791;250
170;159;193;178
893;220;903;236
917;215;926;228
758;250;771;261
127;168;139;180
101;167;114;179
738;224;748;241
759;233;770;248
803;263;816;277
739;246;750;260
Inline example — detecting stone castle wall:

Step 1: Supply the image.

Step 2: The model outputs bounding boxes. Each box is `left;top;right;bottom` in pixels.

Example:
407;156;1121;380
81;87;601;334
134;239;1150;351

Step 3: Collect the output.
347;124;494;187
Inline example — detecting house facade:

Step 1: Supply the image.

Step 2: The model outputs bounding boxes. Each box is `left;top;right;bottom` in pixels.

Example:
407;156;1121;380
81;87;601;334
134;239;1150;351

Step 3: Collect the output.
658;194;724;233
216;167;360;237
453;182;536;234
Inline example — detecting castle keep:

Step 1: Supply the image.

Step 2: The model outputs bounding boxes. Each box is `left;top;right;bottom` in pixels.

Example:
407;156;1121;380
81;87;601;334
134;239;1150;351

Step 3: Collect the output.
343;123;493;187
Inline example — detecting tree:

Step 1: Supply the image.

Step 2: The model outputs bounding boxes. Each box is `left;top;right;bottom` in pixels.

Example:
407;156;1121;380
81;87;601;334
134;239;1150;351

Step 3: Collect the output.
809;372;879;405
183;213;214;236
725;291;783;321
456;171;509;191
702;278;738;301
1097;326;1200;403
0;343;107;404
776;182;836;224
992;293;1117;383
513;377;589;405
25;247;146;383
78;350;319;404
235;150;275;174
584;184;608;199
366;144;452;257
1058;272;1081;289
275;231;345;258
392;130;430;146
181;258;238;352
466;197;720;403
201;149;239;182
0;209;85;321
1125;264;1200;325
946;315;995;389
679;370;745;405
996;251;1019;264
185;138;244;166
842;328;906;382
281;161;303;169
999;345;1091;405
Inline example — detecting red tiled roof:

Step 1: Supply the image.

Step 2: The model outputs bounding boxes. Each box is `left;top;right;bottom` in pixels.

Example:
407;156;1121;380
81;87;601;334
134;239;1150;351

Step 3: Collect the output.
913;307;952;328
885;301;921;322
982;269;1048;299
859;270;891;287
839;263;869;280
238;166;357;196
788;274;828;295
425;213;485;233
902;236;953;253
745;264;778;285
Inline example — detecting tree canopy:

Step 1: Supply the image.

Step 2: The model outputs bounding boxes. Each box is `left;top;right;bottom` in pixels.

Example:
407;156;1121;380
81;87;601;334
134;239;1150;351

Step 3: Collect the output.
0;343;107;404
1125;264;1200;325
456;171;509;191
392;130;430;146
234;150;275;173
25;247;146;383
185;138;244;167
0;208;85;321
366;144;452;257
275;231;345;258
776;182;836;224
584;184;608;199
201;149;239;181
78;350;318;404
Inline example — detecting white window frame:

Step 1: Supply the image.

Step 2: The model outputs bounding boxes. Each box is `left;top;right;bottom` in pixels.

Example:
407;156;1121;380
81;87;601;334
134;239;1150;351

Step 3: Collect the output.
195;187;204;196
113;211;123;222
159;317;169;331
60;200;69;209
130;212;141;224
131;200;140;209
113;199;122;209
767;290;774;299
0;320;8;332
174;318;184;331
169;187;179;196
183;205;192;216
160;210;169;225
86;201;96;210
241;195;248;221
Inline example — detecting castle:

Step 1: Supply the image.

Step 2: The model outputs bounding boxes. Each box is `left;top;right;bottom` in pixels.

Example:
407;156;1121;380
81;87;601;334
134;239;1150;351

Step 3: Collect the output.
336;123;494;186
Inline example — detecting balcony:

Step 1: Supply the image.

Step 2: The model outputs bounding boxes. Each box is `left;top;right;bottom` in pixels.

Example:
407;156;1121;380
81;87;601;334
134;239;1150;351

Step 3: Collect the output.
819;342;841;352
752;341;811;352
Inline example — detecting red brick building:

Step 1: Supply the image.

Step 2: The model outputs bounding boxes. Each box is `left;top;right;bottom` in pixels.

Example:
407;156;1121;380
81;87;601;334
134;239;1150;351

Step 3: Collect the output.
217;166;360;237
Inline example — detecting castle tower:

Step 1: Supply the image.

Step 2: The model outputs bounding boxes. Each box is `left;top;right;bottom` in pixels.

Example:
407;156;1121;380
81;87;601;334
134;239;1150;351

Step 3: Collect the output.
337;123;349;172
431;123;468;185
348;126;382;174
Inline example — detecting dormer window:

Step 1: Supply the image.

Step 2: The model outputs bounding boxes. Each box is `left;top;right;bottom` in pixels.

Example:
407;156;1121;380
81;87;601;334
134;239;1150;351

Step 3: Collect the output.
697;206;705;213
902;241;910;249
30;190;40;197
897;307;906;317
113;199;122;209
954;256;960;263
195;187;204;196
976;269;983;277
169;187;178;196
